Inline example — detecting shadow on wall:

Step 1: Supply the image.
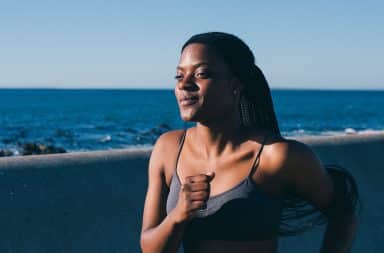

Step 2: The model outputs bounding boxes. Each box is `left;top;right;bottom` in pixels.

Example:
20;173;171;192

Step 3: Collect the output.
0;133;383;253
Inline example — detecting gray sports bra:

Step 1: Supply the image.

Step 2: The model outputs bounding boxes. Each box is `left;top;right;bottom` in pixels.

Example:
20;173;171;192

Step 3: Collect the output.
166;129;284;242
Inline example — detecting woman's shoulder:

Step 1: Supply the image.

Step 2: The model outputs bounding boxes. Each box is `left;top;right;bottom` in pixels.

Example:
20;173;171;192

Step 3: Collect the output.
155;128;186;147
265;135;311;155
263;135;329;194
151;128;189;185
261;134;319;177
262;136;335;209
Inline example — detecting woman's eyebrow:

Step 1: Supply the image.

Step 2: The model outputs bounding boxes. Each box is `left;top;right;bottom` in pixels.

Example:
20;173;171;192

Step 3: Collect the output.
177;62;209;70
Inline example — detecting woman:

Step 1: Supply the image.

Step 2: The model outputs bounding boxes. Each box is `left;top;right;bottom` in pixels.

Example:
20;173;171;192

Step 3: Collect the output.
140;32;360;253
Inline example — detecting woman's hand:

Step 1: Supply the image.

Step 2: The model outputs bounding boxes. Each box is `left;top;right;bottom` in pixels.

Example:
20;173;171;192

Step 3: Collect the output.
172;172;215;223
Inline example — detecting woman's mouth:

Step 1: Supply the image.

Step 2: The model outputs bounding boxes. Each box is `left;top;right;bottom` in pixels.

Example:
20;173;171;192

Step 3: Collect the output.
180;96;199;106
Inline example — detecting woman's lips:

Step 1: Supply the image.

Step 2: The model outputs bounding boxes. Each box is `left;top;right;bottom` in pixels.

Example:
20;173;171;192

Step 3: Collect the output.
180;97;198;106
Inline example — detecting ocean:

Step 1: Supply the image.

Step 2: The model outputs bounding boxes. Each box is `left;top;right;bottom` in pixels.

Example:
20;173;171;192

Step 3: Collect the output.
1;88;383;155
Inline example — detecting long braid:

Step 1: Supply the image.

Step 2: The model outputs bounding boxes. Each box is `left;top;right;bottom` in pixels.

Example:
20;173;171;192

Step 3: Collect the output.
243;64;281;135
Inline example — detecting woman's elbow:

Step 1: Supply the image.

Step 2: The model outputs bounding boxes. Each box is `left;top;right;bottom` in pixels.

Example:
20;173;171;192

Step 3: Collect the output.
140;230;152;253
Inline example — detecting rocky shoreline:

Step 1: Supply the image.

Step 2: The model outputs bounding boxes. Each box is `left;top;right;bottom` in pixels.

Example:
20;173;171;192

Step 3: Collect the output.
0;123;173;157
0;142;66;157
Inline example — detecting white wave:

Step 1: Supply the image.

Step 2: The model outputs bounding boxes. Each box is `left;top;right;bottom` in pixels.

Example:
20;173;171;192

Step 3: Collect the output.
100;135;112;143
286;128;384;137
357;129;384;134
344;128;357;134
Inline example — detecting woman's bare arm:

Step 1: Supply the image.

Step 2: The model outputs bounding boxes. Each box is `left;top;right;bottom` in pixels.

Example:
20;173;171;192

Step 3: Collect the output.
140;132;187;253
272;140;358;253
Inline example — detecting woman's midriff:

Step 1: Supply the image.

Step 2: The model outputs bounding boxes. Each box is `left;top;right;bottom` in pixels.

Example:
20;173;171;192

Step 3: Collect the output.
184;238;279;253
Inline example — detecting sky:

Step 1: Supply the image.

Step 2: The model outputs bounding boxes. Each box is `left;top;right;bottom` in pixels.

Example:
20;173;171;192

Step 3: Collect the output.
0;0;383;90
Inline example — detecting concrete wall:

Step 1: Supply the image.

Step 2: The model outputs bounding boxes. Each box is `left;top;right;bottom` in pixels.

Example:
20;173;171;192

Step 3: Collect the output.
0;133;383;253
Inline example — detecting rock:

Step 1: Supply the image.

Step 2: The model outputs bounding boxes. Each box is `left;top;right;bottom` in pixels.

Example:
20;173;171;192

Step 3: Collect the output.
19;143;66;155
0;149;13;157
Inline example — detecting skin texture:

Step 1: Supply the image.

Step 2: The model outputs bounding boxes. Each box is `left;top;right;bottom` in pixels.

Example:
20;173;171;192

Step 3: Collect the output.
140;43;358;253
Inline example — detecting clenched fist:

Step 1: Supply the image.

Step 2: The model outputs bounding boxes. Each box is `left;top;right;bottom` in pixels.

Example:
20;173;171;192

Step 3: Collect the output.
172;172;215;223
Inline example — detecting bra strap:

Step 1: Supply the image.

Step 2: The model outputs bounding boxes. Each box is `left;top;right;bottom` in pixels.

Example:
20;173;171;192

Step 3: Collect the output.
248;134;269;178
174;129;187;182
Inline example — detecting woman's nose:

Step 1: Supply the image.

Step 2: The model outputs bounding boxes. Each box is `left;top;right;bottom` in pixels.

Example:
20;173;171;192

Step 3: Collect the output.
178;74;197;90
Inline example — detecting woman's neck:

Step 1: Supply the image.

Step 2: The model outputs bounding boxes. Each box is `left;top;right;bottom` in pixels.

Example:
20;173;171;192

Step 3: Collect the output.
193;118;247;159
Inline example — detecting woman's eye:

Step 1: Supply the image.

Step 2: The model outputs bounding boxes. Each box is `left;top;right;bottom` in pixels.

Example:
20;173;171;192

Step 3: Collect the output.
174;74;183;80
196;72;209;78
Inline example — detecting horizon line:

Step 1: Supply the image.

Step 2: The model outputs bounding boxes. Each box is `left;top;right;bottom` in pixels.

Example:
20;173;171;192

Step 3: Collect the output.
0;86;383;91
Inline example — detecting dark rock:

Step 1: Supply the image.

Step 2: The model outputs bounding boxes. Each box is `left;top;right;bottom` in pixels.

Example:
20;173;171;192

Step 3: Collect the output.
19;143;66;156
0;149;13;157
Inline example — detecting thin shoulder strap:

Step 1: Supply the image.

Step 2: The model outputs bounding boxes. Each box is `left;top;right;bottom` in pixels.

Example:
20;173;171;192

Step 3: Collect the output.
248;134;269;178
174;129;187;182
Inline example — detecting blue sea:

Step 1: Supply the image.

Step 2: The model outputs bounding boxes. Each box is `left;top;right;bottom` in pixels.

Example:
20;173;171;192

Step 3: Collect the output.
0;88;383;155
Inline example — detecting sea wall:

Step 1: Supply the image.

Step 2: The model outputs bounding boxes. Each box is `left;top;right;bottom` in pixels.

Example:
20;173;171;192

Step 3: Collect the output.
0;133;383;253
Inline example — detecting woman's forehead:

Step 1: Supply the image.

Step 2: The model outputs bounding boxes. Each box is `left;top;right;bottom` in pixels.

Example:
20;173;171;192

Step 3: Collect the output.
178;43;226;69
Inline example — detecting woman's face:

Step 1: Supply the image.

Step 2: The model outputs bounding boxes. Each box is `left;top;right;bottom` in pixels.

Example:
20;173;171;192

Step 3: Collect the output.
174;43;238;123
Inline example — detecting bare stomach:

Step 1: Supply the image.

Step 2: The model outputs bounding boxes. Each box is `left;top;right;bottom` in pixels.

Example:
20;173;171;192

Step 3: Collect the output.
184;238;279;253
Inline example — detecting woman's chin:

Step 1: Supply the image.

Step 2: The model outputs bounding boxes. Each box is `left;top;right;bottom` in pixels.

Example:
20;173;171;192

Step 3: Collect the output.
180;111;199;122
181;115;197;122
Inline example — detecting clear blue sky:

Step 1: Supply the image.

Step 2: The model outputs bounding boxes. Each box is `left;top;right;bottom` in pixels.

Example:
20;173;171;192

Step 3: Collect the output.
0;1;383;90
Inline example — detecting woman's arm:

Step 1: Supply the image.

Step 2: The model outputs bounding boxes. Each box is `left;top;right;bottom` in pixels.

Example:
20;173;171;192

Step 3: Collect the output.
140;132;186;253
319;212;358;253
272;140;358;253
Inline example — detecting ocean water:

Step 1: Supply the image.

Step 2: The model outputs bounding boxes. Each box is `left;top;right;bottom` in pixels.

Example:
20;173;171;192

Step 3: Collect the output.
0;88;383;154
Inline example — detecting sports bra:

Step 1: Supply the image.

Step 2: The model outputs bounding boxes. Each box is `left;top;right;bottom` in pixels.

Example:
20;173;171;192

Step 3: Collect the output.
166;129;284;243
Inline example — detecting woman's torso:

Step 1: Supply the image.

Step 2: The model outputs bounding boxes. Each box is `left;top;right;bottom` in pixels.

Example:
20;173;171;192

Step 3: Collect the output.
164;128;286;253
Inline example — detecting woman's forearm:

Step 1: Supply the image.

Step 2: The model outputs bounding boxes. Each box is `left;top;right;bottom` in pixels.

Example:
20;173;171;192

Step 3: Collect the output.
319;213;358;253
140;210;187;253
